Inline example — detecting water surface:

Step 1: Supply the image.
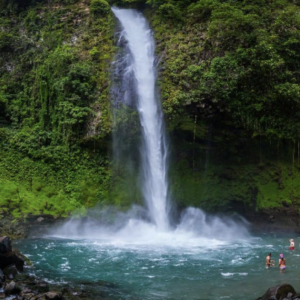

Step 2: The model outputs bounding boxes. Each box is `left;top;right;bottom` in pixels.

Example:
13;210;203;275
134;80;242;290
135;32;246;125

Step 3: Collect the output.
16;235;300;300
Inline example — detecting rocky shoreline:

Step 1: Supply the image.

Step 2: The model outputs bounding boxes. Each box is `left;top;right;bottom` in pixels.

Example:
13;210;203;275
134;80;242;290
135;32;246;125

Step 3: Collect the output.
241;206;300;234
0;236;95;300
0;214;64;240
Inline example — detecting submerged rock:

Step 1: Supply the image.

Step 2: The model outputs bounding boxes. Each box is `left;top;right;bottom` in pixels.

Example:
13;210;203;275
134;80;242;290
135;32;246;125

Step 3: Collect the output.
257;284;296;300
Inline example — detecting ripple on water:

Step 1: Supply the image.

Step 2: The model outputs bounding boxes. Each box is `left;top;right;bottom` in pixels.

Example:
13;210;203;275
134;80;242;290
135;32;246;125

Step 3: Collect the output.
221;273;248;277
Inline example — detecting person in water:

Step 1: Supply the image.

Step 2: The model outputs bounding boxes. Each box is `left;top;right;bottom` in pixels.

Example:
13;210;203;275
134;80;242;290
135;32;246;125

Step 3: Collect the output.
279;254;286;271
289;239;295;250
266;253;274;267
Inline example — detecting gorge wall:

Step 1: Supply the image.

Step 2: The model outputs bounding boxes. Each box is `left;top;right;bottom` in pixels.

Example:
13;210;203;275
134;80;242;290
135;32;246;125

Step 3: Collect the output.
1;0;300;221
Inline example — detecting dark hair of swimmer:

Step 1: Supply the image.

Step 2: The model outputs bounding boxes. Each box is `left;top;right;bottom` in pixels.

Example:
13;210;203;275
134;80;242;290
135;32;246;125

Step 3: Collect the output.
268;253;271;256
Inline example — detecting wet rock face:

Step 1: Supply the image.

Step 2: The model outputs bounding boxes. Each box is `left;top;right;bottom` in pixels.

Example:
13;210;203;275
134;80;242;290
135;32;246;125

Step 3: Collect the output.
0;269;4;287
0;214;64;239
0;251;25;271
0;236;25;273
0;236;97;300
0;236;12;253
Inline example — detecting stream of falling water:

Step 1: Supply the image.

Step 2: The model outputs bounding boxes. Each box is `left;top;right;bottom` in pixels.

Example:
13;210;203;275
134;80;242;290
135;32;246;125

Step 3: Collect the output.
112;8;169;230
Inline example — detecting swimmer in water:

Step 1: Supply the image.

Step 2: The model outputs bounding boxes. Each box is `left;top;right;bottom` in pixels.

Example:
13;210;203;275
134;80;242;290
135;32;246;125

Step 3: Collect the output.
279;254;286;272
289;239;295;250
266;253;274;267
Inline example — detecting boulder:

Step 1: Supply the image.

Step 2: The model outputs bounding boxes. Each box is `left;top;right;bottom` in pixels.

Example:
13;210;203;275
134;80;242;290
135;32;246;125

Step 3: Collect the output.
37;217;45;223
30;294;46;300
0;236;12;254
0;252;25;271
36;281;50;293
3;264;18;279
22;293;37;300
4;280;22;295
45;291;63;300
13;248;32;266
268;215;275;223
260;284;296;300
20;287;33;296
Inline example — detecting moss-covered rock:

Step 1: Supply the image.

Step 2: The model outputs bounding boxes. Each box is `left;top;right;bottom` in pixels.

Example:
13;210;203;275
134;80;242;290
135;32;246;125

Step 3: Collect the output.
90;0;110;16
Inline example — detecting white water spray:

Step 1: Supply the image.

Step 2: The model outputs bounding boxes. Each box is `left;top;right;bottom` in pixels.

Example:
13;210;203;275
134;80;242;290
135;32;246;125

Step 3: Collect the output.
112;8;169;230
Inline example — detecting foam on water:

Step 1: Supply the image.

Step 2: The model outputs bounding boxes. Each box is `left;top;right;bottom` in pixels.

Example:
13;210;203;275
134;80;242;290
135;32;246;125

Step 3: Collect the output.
221;273;248;277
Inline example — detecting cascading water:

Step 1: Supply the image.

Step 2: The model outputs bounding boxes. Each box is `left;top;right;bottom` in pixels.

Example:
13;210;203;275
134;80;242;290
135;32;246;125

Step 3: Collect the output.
112;8;169;231
50;8;250;244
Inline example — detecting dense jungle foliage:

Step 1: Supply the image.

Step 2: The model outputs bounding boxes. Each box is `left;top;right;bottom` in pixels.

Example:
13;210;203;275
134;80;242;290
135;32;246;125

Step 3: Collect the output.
1;0;300;219
0;0;116;217
142;0;300;211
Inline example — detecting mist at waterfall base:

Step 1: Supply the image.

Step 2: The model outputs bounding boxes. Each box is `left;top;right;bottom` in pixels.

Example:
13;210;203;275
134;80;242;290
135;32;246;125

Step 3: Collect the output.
48;206;250;246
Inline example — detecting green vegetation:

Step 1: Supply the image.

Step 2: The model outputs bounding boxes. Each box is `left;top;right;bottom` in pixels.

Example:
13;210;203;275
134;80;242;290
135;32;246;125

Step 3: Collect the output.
144;0;300;140
0;0;117;217
142;0;300;212
90;0;110;16
2;0;300;218
0;129;113;218
170;125;300;212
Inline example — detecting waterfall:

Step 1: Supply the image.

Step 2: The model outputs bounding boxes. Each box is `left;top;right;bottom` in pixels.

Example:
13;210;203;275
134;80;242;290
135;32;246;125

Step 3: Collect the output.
112;8;169;231
50;8;250;244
